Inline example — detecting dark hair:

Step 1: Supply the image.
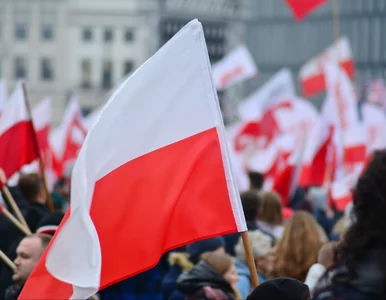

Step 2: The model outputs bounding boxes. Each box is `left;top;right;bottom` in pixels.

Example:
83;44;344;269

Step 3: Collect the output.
248;172;264;191
241;191;260;223
54;177;67;191
18;173;43;203
336;150;386;295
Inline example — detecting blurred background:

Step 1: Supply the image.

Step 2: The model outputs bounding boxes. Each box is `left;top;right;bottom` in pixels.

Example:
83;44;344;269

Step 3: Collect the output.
0;0;385;124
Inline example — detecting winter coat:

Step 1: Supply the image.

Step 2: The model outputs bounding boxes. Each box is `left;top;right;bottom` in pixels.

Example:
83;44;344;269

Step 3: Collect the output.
312;249;385;300
177;261;235;300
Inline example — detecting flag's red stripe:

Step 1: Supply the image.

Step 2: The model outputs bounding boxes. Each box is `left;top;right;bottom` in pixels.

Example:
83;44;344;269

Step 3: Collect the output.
344;145;366;164
301;60;355;97
91;127;237;289
0;121;39;179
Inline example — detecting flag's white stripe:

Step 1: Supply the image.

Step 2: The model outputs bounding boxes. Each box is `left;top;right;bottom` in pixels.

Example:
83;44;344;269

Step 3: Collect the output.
0;82;30;135
32;97;52;130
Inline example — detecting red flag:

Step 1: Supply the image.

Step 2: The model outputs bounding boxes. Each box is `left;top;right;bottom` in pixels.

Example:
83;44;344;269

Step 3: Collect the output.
19;20;246;299
285;0;329;20
0;82;39;184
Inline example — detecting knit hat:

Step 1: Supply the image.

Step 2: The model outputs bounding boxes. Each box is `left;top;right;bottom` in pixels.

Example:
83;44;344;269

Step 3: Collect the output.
186;236;225;264
247;278;310;300
36;212;64;235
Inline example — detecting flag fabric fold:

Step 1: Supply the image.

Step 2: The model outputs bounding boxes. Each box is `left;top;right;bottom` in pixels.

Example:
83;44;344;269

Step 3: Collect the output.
20;19;246;300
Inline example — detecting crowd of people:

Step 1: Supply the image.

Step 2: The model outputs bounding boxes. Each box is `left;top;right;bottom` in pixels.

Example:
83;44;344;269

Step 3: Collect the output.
1;150;386;300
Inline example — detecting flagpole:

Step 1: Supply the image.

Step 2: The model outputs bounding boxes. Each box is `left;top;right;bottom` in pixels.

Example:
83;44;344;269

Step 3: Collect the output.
0;205;31;235
332;0;340;42
241;231;259;288
0;249;16;271
21;82;54;212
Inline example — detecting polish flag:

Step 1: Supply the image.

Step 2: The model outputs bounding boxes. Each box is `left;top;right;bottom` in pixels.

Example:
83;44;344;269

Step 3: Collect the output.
298;118;334;187
50;95;87;174
285;0;328;20
299;37;355;97
0;82;40;183
361;103;386;154
32;97;52;153
272;135;304;206
343;123;367;168
20;19;246;300
238;68;295;121
212;45;258;90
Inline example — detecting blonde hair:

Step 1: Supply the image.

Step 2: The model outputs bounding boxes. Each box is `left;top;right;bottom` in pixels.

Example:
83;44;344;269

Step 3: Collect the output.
274;211;324;282
259;191;283;226
235;230;271;263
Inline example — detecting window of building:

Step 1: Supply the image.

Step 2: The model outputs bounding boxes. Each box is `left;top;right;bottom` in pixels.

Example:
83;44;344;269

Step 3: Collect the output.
101;60;112;90
104;28;113;43
41;58;54;81
82;27;93;41
123;60;133;76
41;24;54;40
15;23;27;40
124;28;134;42
14;57;27;79
81;59;92;89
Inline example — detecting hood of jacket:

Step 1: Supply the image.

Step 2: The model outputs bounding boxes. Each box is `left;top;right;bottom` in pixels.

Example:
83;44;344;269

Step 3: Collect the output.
177;261;233;295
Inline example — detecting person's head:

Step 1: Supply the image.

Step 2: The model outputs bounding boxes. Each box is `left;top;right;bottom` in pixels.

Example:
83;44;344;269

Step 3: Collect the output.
18;173;46;205
13;234;52;285
274;211;324;282
53;177;70;200
235;230;273;275
336;150;386;284
187;236;225;264
241;191;261;224
259;191;283;226
318;242;337;269
248;172;264;191
201;252;239;286
36;211;65;235
246;277;310;300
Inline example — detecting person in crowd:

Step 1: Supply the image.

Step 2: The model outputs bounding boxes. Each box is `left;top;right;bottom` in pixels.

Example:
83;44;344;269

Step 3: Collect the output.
4;234;52;300
234;230;273;298
177;252;240;300
312;150;386;300
224;191;275;255
18;173;49;232
35;211;65;235
273;211;326;282
162;237;225;299
246;277;310;300
248;171;264;192
305;241;337;293
51;177;70;212
257;191;285;239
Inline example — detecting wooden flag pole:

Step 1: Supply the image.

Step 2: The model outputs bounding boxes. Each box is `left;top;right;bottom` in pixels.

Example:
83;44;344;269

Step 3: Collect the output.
0;249;16;271
332;0;341;42
21;82;54;212
0;205;31;235
2;185;30;231
241;231;259;288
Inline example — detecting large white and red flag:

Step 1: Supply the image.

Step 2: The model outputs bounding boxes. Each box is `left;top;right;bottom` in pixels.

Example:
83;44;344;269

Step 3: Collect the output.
212;45;258;90
20;19;246;299
299;37;355;97
0;82;40;183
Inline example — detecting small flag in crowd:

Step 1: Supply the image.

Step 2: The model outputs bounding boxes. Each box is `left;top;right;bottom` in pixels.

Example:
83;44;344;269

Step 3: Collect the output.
211;45;258;90
19;19;246;299
285;0;329;20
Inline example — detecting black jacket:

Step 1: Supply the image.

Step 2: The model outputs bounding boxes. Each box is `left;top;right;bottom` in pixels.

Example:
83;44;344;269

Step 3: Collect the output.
177;261;234;300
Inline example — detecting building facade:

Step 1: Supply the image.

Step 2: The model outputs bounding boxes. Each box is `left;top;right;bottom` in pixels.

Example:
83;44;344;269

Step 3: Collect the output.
0;0;244;124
